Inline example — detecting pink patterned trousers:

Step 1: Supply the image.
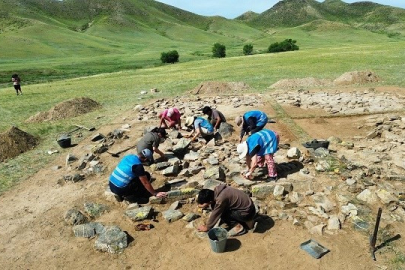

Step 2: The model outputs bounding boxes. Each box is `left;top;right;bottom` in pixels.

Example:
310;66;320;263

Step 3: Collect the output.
257;132;279;178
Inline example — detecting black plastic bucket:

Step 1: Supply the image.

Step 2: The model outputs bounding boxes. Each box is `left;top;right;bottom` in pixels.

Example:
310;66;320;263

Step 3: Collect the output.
57;135;71;148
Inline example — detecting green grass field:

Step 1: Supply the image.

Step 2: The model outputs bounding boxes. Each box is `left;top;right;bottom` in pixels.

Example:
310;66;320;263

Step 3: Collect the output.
1;1;405;194
1;37;404;193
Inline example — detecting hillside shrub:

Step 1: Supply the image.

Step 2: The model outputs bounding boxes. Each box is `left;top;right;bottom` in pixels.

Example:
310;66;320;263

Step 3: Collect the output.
268;39;299;53
212;43;226;58
243;44;253;55
160;50;179;64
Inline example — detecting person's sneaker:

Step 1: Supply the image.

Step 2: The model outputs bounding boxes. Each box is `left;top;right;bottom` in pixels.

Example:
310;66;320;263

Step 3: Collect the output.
227;223;247;237
266;176;278;182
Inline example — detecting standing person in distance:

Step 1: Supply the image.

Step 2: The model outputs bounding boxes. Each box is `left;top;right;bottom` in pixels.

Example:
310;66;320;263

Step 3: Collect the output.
235;110;268;143
11;74;22;96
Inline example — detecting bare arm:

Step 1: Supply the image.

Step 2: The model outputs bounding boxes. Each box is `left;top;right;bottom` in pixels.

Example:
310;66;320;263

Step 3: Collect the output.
139;175;166;198
153;146;166;159
192;126;201;141
214;116;221;130
159;117;167;128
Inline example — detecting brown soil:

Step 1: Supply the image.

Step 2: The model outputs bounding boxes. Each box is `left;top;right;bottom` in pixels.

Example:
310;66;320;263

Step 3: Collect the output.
192;81;250;95
26;97;101;123
270;70;379;89
333;70;379;86
1;81;404;270
0;126;38;162
270;77;332;89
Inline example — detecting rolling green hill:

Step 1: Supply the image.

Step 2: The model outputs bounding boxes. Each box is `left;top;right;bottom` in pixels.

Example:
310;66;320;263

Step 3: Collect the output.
247;0;405;32
0;0;404;87
1;0;405;193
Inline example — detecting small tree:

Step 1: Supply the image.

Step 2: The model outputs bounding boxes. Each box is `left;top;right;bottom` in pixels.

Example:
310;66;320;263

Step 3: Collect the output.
243;44;253;55
160;50;179;64
268;39;299;53
212;43;226;58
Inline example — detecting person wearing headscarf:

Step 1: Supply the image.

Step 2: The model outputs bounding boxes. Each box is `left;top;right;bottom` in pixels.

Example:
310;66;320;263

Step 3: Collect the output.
159;108;181;129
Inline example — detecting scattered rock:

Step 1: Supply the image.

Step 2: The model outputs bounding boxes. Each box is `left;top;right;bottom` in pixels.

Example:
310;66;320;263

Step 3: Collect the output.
94;226;128;254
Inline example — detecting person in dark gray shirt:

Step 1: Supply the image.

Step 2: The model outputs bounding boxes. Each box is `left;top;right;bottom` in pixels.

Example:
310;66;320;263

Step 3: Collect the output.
202;106;226;131
136;127;168;163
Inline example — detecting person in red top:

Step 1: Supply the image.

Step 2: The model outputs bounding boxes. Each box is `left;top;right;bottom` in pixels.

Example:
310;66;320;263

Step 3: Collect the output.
158;108;181;129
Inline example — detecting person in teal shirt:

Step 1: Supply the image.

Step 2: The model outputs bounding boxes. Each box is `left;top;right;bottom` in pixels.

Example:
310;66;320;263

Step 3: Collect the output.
185;116;214;142
237;129;279;181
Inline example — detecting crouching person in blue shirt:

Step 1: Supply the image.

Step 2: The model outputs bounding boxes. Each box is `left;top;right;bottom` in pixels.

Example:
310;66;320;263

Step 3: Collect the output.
184;116;214;142
235;110;268;143
109;149;167;202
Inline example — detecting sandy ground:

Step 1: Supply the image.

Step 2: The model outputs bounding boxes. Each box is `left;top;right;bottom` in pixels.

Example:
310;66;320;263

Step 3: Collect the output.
0;88;404;270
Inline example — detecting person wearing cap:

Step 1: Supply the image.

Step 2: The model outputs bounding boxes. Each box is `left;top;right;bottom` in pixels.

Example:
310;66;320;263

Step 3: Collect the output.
109;149;167;202
159;108;182;130
235;110;268;143
196;184;256;236
202;106;226;132
137;127;168;163
184;116;214;142
237;129;279;181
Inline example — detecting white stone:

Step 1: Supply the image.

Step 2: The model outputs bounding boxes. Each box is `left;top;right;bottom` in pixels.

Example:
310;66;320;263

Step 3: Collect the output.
356;189;378;204
287;147;301;159
327;216;341;230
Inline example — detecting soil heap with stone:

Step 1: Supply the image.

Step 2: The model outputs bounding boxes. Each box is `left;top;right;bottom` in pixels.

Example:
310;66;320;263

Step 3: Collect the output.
26;97;101;123
0;126;38;162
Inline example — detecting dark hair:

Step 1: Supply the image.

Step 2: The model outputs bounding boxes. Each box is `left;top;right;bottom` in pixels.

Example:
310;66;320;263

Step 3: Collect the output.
202;106;212;115
197;189;215;204
151;127;167;137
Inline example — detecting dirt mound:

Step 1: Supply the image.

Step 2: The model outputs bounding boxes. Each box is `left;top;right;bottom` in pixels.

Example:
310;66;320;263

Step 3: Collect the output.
270;77;332;89
0;126;38;162
26;97;101;123
333;70;379;85
191;81;250;95
270;71;380;89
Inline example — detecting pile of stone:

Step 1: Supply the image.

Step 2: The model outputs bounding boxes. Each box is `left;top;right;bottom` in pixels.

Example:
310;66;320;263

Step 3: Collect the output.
271;89;405;115
64;203;129;254
61;94;405;253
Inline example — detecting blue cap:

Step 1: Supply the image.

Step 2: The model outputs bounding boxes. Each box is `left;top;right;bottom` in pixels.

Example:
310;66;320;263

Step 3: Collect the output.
141;148;153;161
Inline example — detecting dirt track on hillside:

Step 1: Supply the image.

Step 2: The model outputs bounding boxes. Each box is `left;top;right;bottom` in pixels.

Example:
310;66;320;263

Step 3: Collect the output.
1;83;405;270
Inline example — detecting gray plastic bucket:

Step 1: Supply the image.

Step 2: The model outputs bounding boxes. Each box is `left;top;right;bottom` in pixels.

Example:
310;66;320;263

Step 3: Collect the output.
208;227;228;253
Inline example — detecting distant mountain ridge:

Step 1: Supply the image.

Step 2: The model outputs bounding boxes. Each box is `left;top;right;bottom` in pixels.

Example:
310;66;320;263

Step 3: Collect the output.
1;0;404;33
243;0;405;30
0;0;212;33
1;0;404;85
